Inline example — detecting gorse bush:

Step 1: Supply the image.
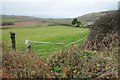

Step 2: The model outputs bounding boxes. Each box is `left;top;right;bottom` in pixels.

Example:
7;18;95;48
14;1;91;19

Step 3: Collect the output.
92;11;119;33
84;10;120;51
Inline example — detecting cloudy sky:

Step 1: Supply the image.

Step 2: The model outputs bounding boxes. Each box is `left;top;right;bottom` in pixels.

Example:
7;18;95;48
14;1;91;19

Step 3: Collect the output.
1;0;119;18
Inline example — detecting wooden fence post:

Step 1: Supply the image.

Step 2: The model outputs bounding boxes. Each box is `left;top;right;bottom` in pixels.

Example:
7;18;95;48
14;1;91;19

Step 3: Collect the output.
10;32;16;51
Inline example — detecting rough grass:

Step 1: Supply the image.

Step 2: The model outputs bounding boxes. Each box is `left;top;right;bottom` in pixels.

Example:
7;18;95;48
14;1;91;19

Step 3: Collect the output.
2;26;89;58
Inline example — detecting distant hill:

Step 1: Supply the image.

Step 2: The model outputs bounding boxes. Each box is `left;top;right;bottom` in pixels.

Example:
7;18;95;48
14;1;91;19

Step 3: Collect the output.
1;10;114;28
1;15;40;22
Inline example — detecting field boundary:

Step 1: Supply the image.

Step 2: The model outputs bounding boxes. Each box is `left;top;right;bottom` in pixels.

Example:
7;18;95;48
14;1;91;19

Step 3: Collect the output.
65;37;86;46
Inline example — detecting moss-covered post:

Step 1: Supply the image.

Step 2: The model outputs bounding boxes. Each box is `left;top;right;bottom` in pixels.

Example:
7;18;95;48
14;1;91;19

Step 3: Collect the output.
10;32;16;51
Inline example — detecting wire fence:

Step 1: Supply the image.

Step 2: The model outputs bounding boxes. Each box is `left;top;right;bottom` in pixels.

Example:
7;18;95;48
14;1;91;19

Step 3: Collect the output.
30;37;86;47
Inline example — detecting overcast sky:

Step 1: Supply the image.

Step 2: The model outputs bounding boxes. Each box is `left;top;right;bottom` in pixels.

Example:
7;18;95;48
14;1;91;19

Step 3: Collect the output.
1;0;119;18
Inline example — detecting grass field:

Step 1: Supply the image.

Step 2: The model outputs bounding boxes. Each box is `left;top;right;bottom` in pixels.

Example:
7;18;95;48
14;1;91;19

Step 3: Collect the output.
2;26;89;58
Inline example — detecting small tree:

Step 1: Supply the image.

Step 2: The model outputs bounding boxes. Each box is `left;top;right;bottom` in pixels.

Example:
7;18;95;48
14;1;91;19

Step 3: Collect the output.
72;18;77;25
72;18;81;27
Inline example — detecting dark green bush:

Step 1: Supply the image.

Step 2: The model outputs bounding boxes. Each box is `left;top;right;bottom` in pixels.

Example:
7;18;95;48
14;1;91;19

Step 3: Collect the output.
84;10;120;51
2;22;14;26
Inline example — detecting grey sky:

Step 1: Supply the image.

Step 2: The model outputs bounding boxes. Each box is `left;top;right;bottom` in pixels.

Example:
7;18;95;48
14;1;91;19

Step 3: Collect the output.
1;0;119;18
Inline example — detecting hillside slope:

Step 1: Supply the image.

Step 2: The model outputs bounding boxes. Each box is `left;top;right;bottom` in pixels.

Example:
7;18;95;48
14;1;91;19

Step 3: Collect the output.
77;10;113;23
1;10;114;27
2;15;40;22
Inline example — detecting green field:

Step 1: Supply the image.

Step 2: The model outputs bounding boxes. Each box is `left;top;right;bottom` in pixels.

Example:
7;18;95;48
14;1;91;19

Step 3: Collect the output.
2;26;89;58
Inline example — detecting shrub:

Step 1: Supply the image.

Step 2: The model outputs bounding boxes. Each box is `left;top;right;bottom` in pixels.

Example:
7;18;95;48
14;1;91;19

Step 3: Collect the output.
84;10;120;51
47;44;118;78
72;18;81;27
2;22;14;26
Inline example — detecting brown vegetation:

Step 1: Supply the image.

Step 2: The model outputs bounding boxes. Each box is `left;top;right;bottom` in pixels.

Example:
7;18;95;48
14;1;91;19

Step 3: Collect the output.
2;43;53;78
1;20;54;29
2;43;118;79
47;44;118;78
84;10;120;51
